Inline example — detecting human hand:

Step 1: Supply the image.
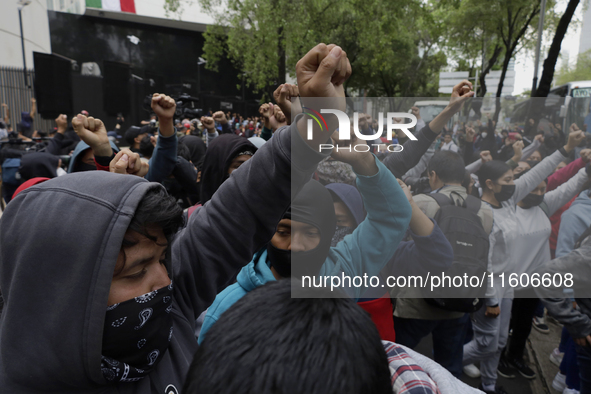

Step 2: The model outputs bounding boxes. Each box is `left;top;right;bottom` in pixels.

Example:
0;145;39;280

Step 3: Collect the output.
446;80;474;114
72;114;112;157
480;150;493;162
213;111;227;125
273;83;300;123
151;94;176;120
330;127;376;176
55;114;68;134
110;148;149;177
397;179;413;202
273;105;287;128
573;335;591;347
566;124;585;152
411;106;421;119
580;148;591;163
465;126;476;142
296;43;351;100
200;116;216;132
534;134;544;143
512;140;524;157
485;305;500;318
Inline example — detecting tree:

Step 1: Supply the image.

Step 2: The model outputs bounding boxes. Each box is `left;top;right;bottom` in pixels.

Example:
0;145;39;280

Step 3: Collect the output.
183;0;446;100
533;0;581;97
554;49;591;85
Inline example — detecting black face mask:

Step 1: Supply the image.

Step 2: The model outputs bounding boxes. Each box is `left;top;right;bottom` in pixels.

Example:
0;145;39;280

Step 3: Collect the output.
101;282;174;383
330;225;355;247
493;184;515;202
267;243;291;278
76;162;97;172
520;193;544;208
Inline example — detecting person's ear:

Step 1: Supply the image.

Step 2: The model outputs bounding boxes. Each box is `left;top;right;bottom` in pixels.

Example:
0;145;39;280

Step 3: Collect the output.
485;179;495;191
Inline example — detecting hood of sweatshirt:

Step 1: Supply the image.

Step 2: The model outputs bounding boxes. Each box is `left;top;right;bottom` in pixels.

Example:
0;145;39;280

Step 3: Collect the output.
199;134;256;204
325;183;366;226
18;151;59;181
68;140;120;173
0;171;165;392
571;189;591;209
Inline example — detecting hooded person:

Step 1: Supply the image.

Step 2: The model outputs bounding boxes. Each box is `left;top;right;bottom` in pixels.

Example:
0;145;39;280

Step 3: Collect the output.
198;151;414;344
68;140;120;173
326;182;454;343
198;134;257;205
18;152;60;182
179;135;206;168
0;109;331;392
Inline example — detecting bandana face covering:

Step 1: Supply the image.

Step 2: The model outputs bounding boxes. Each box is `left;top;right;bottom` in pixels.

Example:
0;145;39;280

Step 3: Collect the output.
520;193;544;208
493;183;515;202
101;281;174;383
330;225;355;247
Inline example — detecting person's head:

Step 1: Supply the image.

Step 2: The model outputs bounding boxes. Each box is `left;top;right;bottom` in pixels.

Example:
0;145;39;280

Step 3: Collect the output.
477;160;514;203
325;183;366;247
199;134;257;204
501;130;509;138
513;161;531;176
427;150;466;190
18;152;60;182
0;173;185;389
529;150;543;162
514;169;547;209
443;133;453;144
184;279;392;394
268;180;336;279
139;135;156;159
555;161;567;173
124;126;150;150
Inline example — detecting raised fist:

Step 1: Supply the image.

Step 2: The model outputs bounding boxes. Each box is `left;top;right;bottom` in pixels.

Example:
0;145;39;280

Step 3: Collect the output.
213;111;227;125
151;93;176;120
72;114;112;157
200;116;215;131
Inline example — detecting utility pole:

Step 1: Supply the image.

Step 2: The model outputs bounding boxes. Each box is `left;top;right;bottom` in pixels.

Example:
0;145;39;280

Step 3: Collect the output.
532;0;547;96
17;0;32;87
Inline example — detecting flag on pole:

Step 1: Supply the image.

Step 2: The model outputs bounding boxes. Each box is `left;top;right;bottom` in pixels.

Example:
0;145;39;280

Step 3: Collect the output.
86;0;136;13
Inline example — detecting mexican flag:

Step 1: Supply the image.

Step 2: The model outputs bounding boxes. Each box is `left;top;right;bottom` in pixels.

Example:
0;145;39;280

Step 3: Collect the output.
86;0;136;13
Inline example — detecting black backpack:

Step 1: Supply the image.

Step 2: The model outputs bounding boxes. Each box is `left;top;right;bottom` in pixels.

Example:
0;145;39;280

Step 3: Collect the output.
423;192;489;313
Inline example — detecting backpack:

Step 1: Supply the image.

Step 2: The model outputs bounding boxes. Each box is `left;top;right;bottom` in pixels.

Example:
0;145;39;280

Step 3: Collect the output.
423;192;489;313
2;158;22;186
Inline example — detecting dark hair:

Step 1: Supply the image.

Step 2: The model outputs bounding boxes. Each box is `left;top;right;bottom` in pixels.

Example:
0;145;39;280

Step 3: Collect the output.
116;188;185;275
514;168;548;185
462;170;473;191
427;151;466;184
139;135;155;159
177;142;191;162
184;279;392;394
477;160;511;188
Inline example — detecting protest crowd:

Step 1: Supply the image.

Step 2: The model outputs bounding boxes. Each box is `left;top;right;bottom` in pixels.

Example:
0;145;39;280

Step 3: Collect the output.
1;43;591;394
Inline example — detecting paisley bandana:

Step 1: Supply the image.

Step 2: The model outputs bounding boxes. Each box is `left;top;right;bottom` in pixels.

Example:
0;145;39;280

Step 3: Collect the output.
101;281;174;382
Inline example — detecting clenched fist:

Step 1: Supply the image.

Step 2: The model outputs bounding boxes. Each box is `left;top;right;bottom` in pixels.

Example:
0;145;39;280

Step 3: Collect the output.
72;114;112;157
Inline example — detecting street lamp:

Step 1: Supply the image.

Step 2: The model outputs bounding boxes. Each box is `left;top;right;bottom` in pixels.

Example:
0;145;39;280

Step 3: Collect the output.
17;0;31;87
197;57;207;96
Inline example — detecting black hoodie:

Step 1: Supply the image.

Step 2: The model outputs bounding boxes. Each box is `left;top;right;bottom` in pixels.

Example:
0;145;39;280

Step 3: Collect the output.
199;134;257;205
0;122;328;393
18;152;59;181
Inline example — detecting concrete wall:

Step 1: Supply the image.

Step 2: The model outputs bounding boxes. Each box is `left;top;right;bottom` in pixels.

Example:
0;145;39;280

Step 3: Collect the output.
0;0;52;68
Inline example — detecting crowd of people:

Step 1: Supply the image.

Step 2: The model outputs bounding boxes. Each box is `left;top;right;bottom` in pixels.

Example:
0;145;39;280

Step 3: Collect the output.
0;43;591;394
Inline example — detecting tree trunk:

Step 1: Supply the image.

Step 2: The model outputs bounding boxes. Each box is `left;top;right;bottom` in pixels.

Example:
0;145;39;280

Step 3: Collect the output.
277;26;286;86
478;45;502;97
534;0;580;97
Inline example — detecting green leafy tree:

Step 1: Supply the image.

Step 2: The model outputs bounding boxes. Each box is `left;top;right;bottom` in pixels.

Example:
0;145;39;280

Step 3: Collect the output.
555;49;591;85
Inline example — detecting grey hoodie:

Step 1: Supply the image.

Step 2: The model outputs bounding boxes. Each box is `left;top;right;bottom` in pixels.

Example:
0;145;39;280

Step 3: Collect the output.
0;123;327;393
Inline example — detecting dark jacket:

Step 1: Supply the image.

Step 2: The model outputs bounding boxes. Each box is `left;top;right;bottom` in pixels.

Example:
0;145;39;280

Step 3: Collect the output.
0;123;327;393
382;125;440;178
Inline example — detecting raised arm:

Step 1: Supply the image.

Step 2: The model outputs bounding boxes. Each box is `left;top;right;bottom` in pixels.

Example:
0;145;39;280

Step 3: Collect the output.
544;167;589;216
384;81;474;178
145;94;178;183
171;43;351;318
512;126;584;204
547;150;590;191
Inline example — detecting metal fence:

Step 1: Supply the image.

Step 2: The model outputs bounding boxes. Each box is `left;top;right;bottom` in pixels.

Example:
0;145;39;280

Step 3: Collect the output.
0;66;53;132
